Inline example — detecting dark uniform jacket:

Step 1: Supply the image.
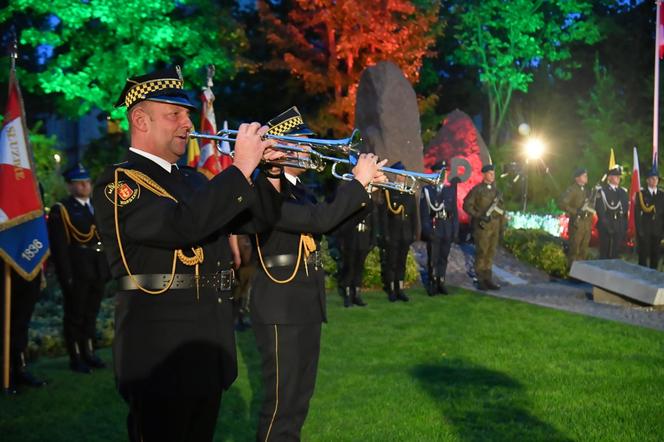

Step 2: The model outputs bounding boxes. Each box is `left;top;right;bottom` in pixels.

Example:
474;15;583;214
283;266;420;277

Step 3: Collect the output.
595;184;629;234
420;183;458;241
635;188;664;237
335;198;375;252
462;182;506;229
93;151;281;397
381;189;417;243
250;177;370;325
48;196;110;288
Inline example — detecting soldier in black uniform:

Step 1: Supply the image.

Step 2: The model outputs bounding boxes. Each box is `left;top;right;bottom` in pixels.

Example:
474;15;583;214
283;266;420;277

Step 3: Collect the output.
635;168;664;268
420;162;458;296
1;268;47;393
250;107;385;441
48;164;110;373
381;162;418;302
335;189;375;307
92;66;283;442
595;166;629;259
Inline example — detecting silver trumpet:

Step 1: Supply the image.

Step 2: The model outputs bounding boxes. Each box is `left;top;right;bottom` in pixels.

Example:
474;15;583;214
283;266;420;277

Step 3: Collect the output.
188;128;362;157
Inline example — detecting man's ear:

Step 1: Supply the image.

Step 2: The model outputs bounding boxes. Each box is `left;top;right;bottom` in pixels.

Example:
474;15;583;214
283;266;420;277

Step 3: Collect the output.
130;104;150;132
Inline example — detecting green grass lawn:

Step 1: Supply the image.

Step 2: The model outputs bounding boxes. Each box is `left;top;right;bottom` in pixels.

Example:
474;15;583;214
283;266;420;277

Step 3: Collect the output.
2;287;664;441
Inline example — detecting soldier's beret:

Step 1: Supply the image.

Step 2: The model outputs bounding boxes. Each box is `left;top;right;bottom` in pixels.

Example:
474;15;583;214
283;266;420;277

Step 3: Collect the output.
481;164;494;173
573;167;587;178
266;106;315;137
607;166;622;176
115;66;196;111
63;163;90;182
390;161;406;170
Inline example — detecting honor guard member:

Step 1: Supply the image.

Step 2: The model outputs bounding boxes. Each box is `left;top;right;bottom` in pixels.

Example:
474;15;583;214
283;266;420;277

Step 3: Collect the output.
250;107;385;441
558;167;595;269
335;190;375;307
462;164;506;290
92;66;283;442
48;163;110;373
595;166;629;259
635;167;664;268
1;268;47;392
420;162;458;296
381;161;418;302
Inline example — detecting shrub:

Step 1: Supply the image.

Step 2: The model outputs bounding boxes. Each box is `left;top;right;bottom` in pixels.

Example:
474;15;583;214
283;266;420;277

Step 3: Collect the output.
503;228;568;278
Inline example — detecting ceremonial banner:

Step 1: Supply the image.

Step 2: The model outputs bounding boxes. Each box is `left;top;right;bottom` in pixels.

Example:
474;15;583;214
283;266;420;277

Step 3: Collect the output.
0;69;49;280
627;147;640;240
197;86;225;178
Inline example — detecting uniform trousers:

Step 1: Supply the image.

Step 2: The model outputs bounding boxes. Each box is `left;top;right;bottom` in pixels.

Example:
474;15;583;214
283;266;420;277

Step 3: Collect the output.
126;391;222;442
63;277;106;346
473;220;500;278
253;322;321;442
386;240;411;282
426;234;453;281
637;234;662;269
599;228;625;259
338;246;371;287
1;271;41;356
567;217;592;267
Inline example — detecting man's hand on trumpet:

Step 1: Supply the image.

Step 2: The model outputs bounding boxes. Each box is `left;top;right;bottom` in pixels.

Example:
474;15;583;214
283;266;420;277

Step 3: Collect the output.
232;122;277;180
351;153;388;188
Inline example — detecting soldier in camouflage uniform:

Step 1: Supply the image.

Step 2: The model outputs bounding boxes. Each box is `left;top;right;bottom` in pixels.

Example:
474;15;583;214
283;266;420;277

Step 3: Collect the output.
558;167;595;269
462;164;506;290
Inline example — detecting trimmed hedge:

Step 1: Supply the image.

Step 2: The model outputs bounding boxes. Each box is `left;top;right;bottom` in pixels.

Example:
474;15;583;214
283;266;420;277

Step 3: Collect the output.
503;228;568;278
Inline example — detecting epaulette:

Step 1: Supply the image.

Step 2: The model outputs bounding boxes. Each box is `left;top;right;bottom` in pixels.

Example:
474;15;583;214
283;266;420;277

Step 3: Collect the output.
621;186;628;192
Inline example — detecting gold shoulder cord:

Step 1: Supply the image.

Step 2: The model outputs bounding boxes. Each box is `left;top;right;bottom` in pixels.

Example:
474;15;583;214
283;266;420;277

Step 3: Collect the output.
255;233;317;283
54;202;99;244
384;189;404;215
638;191;656;213
113;168;204;297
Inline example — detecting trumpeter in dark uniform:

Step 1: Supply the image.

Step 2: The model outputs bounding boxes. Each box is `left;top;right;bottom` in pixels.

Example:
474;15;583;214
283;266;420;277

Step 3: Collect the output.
1;268;47;392
558;167;595;269
47;163;110;373
462;164;506;290
635;167;664;268
335;190;375;307
420;162;458;296
250;107;385;441
381;162;418;302
92;66;283;441
595;166;629;259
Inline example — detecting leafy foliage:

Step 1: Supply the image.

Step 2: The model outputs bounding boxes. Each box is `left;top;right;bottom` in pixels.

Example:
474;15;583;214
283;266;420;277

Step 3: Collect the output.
503;228;568;277
447;0;601;147
259;0;442;134
29;121;69;207
1;0;248;120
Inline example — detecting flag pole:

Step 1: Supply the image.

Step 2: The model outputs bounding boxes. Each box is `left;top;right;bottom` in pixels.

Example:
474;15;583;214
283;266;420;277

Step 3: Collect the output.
3;262;11;393
654;1;661;169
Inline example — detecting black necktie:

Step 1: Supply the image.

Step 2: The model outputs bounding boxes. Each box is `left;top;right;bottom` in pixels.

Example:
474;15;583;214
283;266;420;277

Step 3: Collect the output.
85;202;93;215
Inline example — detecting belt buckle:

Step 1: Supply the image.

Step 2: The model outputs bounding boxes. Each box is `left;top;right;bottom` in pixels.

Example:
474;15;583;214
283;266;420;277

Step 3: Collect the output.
218;268;235;291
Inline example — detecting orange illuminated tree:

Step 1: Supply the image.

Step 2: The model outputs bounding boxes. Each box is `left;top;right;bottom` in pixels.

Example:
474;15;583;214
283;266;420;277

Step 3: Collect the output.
259;0;441;135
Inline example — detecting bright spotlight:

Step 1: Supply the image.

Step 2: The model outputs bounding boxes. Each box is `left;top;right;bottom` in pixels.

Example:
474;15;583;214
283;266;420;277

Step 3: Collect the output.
524;137;545;160
53;153;61;163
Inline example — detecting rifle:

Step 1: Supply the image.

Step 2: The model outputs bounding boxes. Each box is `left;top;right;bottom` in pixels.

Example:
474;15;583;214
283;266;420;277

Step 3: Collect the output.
479;196;504;228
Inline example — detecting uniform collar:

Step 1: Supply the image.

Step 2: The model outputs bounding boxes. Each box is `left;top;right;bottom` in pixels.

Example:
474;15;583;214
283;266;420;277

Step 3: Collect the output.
284;172;300;187
74;197;90;207
129;147;175;173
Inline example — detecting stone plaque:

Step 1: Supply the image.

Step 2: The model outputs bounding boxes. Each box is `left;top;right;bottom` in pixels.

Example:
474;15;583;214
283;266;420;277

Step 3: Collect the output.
570;259;664;306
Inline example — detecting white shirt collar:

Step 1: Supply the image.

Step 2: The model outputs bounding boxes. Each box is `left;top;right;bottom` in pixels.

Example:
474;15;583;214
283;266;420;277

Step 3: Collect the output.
649;187;657;194
609;184;618;190
74;197;90;207
284;172;299;186
130;147;175;173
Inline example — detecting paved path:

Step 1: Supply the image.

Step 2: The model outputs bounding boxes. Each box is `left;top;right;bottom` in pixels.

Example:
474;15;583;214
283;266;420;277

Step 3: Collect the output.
412;241;664;332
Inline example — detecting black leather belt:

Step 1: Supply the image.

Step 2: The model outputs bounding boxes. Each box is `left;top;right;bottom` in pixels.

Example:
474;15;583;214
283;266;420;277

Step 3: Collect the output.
73;242;104;252
262;252;322;270
117;269;236;292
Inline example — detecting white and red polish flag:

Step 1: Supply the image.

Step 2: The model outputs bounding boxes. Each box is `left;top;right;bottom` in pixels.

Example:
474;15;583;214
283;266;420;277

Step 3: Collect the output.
627;147;641;241
0;68;49;279
196;86;225;178
659;2;664;59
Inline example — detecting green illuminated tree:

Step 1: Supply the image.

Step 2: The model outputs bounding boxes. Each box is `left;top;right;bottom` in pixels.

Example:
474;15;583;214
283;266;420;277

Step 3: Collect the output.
447;0;601;147
1;0;247;120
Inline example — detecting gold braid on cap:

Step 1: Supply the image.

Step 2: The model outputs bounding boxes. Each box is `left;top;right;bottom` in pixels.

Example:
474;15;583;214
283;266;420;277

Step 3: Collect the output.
124;78;183;108
267;116;304;136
